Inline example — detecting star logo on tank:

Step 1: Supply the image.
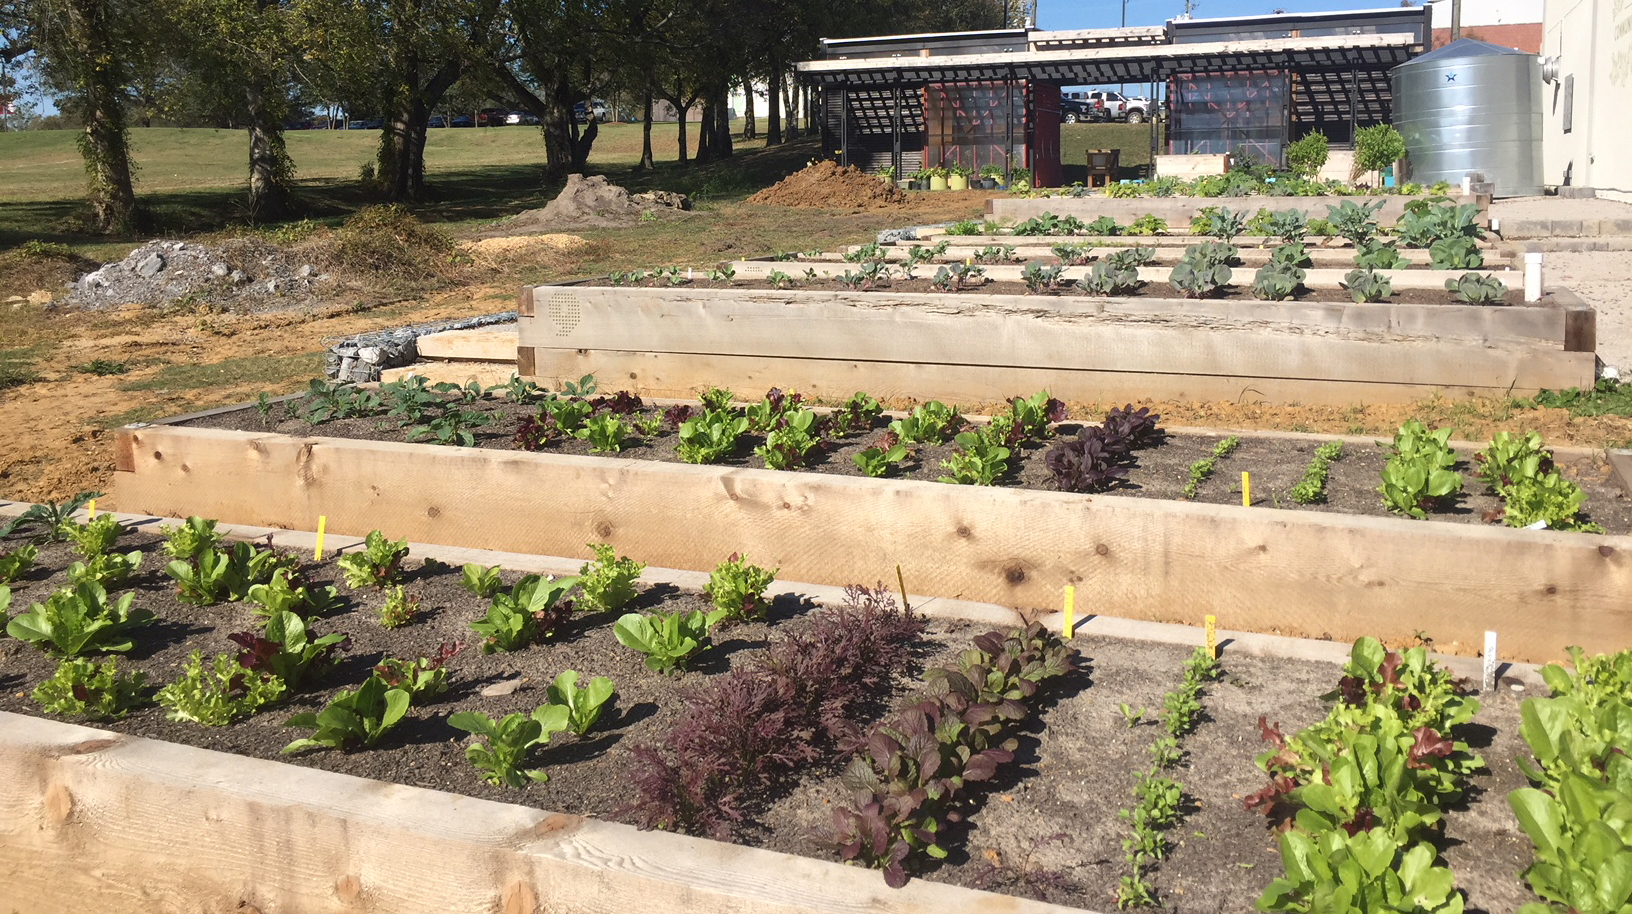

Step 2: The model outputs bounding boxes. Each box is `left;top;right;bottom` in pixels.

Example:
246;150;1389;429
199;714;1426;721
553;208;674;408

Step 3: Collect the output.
1446;72;1456;82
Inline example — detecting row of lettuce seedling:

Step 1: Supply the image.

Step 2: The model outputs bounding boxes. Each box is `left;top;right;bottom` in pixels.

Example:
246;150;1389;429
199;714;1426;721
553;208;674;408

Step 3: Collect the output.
0;508;800;787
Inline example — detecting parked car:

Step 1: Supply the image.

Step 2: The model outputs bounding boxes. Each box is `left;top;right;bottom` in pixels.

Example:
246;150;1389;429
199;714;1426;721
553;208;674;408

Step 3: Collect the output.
1084;90;1152;124
505;110;540;126
449;114;474;128
1059;94;1102;124
572;100;609;120
477;107;510;127
428;115;449;128
347;118;383;130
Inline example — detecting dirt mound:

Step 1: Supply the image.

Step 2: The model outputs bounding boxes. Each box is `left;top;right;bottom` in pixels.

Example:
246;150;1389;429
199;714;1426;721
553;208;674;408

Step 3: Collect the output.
493;174;690;233
746;161;905;209
63;238;329;311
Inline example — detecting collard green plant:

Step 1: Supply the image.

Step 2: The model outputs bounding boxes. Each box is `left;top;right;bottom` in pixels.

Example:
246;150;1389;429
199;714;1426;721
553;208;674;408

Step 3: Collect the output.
1270;242;1310;269
577;543;644;613
1012;212;1086;236
613;608;728;673
1084;215;1121;236
546;670;616;735
1353;239;1408;270
1051;241;1096;266
1258;829;1463;914
1126;214;1168;235
1170;243;1235;298
1201;206;1247;243
929;263;985;292
1343;268;1393;304
1326;199;1385;247
1020;262;1065;294
1252;262;1305;301
337;530;409;589
1078;257;1141;295
283;675;411;754
7;581;155;655
157;650;287;726
973;244;1019;264
32;657;148;719
1446;272;1507;304
1429;236;1483;270
706;553;778;620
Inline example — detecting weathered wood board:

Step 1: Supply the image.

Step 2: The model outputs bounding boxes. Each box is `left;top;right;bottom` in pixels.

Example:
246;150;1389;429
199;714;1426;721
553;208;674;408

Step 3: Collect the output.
0;712;1082;914
113;424;1632;662
513;286;1593;402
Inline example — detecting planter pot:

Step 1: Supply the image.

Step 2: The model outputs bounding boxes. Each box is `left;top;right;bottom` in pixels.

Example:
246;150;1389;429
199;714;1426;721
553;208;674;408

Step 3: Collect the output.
907;180;923;191
929;175;948;191
948;174;969;191
980;177;998;189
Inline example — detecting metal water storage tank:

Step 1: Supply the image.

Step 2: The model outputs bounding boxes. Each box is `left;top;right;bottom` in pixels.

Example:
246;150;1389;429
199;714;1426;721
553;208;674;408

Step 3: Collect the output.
1392;38;1542;197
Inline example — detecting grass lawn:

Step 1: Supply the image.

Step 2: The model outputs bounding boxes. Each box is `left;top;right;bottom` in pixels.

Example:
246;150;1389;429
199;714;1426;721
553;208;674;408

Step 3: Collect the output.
0;119;806;249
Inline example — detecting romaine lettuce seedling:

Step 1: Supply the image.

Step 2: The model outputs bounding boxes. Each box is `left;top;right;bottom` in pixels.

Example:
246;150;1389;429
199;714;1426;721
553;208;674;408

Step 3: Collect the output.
283;675;410;753
7;580;156;655
546;670;616;735
614;608;728;673
337;530;409;589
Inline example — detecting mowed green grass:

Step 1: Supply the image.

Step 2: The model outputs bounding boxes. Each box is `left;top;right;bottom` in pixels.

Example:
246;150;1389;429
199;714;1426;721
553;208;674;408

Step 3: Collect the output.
0;119;796;247
0;120;770;203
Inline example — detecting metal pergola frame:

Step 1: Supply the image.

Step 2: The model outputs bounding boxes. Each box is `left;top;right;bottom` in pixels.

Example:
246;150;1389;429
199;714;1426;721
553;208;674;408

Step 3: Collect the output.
801;32;1421;179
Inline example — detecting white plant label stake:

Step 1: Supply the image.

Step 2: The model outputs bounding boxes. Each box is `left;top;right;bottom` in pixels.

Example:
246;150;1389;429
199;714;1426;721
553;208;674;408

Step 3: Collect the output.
1483;630;1498;692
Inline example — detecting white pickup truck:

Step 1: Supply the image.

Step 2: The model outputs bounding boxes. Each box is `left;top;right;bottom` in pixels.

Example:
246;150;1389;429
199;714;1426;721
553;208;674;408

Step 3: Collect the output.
1067;90;1152;124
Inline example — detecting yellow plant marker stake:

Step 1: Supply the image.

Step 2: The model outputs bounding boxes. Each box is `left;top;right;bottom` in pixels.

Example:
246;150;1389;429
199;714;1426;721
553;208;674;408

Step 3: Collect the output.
1205;615;1218;660
1063;585;1076;638
314;515;327;561
1241;472;1251;507
86;499;96;520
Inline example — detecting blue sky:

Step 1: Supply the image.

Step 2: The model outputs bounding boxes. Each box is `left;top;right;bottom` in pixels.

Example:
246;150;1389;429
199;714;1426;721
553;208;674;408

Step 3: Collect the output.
1040;0;1418;29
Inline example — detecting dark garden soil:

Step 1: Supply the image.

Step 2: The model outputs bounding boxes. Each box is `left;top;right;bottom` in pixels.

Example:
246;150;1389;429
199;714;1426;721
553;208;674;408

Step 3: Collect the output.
0;530;1540;913
180;397;1632;536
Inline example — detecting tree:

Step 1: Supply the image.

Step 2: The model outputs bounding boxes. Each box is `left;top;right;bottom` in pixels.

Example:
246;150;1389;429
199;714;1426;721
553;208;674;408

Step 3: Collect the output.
168;0;307;219
26;0;155;232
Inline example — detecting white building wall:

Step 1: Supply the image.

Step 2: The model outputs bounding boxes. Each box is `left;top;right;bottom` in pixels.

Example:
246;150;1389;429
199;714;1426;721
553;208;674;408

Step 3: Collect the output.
1434;0;1544;28
1542;0;1632;189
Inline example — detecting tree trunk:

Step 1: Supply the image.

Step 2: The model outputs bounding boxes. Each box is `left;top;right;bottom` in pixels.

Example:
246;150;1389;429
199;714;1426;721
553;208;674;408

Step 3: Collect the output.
570;116;598;171
245;78;294;221
741;75;754;140
378;59;460;202
541;75;575;178
668;90;689;164
767;67;782;145
73;0;137;233
782;77;799;142
696;97;713;163
712;88;733;158
639;85;655;170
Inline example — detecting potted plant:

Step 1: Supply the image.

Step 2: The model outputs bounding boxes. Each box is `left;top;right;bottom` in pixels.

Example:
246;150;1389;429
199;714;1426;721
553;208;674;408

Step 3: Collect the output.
928;166;949;192
877;165;897;186
978;164;1004;190
907;169;931;191
947;163;971;191
1008;166;1032;193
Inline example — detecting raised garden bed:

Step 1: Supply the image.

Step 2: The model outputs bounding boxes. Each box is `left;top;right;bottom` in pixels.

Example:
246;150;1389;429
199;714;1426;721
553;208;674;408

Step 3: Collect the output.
112;388;1632;663
514;284;1593;406
0;513;1554;913
986;195;1483;225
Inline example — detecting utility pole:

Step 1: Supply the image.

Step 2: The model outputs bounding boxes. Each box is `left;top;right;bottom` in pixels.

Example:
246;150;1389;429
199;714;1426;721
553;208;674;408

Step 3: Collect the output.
1450;0;1461;40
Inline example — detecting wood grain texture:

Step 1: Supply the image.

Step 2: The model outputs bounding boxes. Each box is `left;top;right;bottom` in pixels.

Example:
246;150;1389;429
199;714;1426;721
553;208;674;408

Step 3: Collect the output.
112;426;1632;662
414;328;521;361
523;348;1536;405
0;712;1081;914
515;287;1590;392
